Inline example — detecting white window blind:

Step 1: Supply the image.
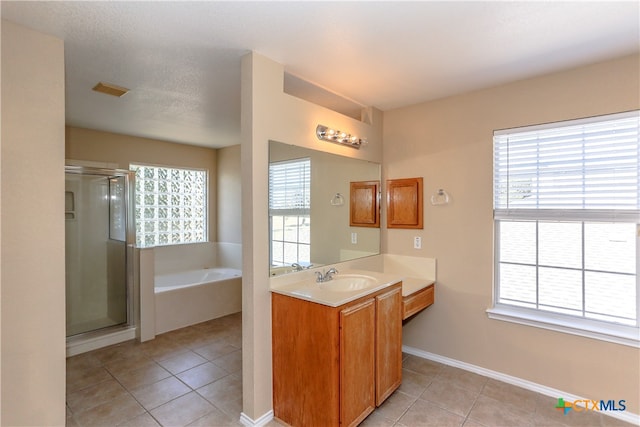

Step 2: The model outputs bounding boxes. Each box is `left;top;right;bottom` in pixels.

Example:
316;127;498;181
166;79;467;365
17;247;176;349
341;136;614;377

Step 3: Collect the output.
268;158;311;215
491;111;640;342
494;111;640;222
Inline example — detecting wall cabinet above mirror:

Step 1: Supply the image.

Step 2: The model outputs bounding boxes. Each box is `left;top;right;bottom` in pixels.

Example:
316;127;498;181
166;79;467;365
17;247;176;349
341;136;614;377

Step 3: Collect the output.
269;141;381;277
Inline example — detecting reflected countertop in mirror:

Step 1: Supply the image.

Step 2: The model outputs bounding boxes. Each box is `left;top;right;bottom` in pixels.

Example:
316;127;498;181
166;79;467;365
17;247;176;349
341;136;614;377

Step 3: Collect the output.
269;141;381;277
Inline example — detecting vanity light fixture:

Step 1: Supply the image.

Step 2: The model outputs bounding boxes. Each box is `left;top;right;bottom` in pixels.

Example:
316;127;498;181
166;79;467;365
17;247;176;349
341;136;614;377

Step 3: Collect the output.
316;124;366;149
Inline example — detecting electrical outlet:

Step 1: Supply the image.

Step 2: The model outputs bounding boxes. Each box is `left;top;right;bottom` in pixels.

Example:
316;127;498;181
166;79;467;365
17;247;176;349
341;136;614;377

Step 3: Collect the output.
351;232;358;244
414;236;422;249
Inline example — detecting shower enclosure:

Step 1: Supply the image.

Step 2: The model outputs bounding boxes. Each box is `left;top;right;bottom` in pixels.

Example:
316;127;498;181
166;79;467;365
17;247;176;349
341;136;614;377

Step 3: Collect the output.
65;166;134;338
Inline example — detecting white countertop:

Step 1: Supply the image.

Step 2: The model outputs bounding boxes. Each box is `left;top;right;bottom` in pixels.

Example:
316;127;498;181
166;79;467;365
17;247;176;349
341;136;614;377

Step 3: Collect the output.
270;269;435;307
401;277;435;297
270;269;403;307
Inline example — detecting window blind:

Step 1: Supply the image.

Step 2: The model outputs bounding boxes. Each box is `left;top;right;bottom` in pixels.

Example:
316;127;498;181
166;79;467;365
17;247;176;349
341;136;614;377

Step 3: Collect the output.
493;111;640;222
269;158;311;216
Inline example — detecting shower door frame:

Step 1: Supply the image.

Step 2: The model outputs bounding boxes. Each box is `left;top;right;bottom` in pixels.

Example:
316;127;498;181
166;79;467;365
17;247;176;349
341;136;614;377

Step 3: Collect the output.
65;165;136;336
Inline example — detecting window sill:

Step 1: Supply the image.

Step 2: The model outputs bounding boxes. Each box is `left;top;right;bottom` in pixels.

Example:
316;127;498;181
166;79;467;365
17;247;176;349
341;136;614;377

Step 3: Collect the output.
487;305;639;348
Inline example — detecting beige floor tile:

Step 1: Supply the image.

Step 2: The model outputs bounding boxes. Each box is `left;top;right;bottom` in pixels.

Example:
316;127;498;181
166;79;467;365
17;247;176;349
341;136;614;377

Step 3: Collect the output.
359;410;396;427
141;336;189;360
372;390;417;422
117;412;161;426
468;395;534;427
74;393;145;427
130;376;191;410
104;352;158;377
65;415;80;427
436;366;489;394
177;362;229;389
114;363;172;391
482;378;539;413
397;399;465;427
403;354;444;378
92;340;141;365
66;352;102;372
150;391;216;427
186;406;241;426
211;349;242;374
196;375;243;418
193;341;239;361
398;368;434;397
221;331;242;349
420;377;481;417
158;350;208;375
532;411;571;426
601;414;639;427
462;418;488;427
66;366;113;394
66;378;128;414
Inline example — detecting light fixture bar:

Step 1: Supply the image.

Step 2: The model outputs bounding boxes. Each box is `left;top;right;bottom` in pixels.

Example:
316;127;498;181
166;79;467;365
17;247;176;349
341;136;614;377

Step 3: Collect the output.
316;124;366;149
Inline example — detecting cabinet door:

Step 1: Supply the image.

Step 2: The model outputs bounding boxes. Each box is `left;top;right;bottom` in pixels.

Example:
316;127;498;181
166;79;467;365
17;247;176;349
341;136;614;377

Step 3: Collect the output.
375;286;403;405
350;180;380;227
340;299;376;427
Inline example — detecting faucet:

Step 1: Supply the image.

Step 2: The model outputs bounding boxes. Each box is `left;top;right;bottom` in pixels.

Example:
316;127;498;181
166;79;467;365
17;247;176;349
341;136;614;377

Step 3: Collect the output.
316;267;339;283
291;263;304;271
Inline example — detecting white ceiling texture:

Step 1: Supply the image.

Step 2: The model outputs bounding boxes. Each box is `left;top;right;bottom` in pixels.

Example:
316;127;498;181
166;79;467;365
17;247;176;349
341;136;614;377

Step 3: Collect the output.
2;1;639;148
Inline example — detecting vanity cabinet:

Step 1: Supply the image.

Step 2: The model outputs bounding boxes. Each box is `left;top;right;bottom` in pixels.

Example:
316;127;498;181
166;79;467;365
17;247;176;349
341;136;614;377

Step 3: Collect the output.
272;283;402;427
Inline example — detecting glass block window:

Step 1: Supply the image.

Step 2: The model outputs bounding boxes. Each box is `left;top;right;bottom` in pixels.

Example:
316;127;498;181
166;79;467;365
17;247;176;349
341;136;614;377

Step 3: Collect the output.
131;164;207;248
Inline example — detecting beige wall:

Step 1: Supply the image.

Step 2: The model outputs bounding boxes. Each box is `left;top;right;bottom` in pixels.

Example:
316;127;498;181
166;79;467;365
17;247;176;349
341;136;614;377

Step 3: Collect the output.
1;20;66;426
240;52;383;420
66;126;219;242
217;145;242;244
383;54;640;413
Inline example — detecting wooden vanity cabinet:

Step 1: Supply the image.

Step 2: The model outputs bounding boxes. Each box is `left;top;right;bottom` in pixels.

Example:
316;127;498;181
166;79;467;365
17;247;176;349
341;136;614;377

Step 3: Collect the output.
272;283;403;427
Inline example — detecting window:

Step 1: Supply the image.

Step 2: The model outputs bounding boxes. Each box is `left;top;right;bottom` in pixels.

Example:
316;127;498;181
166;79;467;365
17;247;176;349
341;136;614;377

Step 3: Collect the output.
489;111;640;346
268;158;311;267
131;164;207;248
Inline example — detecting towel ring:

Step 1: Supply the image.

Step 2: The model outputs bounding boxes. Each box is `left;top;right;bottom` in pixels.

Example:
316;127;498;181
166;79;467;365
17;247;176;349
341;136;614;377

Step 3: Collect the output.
330;193;345;206
430;189;450;206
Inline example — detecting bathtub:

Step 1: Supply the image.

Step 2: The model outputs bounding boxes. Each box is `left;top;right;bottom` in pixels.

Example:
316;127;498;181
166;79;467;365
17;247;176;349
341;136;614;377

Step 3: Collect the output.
154;268;242;334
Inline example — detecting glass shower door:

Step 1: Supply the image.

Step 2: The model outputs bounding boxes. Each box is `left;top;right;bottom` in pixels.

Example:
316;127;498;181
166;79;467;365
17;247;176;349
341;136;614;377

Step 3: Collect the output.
65;170;130;337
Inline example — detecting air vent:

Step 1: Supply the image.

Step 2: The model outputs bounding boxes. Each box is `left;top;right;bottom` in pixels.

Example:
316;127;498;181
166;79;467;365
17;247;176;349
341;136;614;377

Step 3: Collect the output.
92;82;129;97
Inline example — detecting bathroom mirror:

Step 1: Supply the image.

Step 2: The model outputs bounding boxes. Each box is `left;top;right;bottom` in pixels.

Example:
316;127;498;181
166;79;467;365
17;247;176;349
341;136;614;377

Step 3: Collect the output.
269;141;381;277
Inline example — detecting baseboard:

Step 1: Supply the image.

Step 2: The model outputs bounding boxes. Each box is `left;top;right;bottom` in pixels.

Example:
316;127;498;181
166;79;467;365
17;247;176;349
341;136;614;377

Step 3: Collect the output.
403;345;639;426
66;327;137;357
239;410;274;427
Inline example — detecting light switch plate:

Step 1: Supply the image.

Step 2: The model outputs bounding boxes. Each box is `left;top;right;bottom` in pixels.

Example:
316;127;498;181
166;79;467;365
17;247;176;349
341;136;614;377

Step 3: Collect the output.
351;232;358;244
414;236;422;249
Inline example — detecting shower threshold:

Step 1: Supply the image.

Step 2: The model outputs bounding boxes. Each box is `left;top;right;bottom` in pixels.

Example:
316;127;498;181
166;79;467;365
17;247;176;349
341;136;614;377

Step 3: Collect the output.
66;324;136;357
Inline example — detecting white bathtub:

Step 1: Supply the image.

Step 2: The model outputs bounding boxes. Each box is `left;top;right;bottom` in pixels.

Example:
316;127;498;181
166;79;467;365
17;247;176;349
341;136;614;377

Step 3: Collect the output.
154;268;242;334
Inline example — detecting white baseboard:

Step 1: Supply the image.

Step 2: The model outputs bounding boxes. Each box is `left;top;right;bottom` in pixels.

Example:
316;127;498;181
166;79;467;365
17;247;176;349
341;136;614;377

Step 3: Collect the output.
66;327;137;357
403;345;639;426
239;410;274;427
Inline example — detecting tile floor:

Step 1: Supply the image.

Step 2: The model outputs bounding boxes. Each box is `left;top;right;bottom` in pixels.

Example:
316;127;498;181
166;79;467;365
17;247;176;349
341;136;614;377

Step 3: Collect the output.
66;313;636;427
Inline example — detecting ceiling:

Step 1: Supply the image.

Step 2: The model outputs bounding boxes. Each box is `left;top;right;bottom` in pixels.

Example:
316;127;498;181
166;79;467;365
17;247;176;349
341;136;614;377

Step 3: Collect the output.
2;1;639;148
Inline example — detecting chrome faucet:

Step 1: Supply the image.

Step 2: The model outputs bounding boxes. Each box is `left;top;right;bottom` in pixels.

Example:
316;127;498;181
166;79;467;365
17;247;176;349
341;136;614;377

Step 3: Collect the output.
291;263;304;272
316;267;339;283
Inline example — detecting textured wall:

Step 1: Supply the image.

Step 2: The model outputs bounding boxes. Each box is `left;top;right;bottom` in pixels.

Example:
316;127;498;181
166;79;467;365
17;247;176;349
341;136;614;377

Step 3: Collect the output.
383;54;640;414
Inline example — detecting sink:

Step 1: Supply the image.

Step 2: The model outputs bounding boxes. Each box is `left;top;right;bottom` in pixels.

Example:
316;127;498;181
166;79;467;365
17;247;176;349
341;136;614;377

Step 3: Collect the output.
319;274;378;292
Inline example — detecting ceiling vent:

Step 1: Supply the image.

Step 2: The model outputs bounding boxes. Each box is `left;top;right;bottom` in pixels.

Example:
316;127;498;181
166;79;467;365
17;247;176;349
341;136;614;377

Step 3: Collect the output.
92;82;129;97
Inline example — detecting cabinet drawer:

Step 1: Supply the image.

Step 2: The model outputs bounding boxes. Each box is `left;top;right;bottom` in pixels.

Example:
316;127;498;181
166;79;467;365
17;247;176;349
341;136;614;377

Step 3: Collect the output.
402;285;434;320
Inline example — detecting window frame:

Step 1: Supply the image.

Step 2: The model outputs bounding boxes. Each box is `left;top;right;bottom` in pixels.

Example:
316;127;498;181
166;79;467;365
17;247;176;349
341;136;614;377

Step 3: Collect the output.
130;163;208;248
268;157;311;267
487;111;640;348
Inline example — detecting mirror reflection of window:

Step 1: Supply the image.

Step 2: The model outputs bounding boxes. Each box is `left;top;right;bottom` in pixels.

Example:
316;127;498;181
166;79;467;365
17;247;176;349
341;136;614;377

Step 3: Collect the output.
268;158;311;267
